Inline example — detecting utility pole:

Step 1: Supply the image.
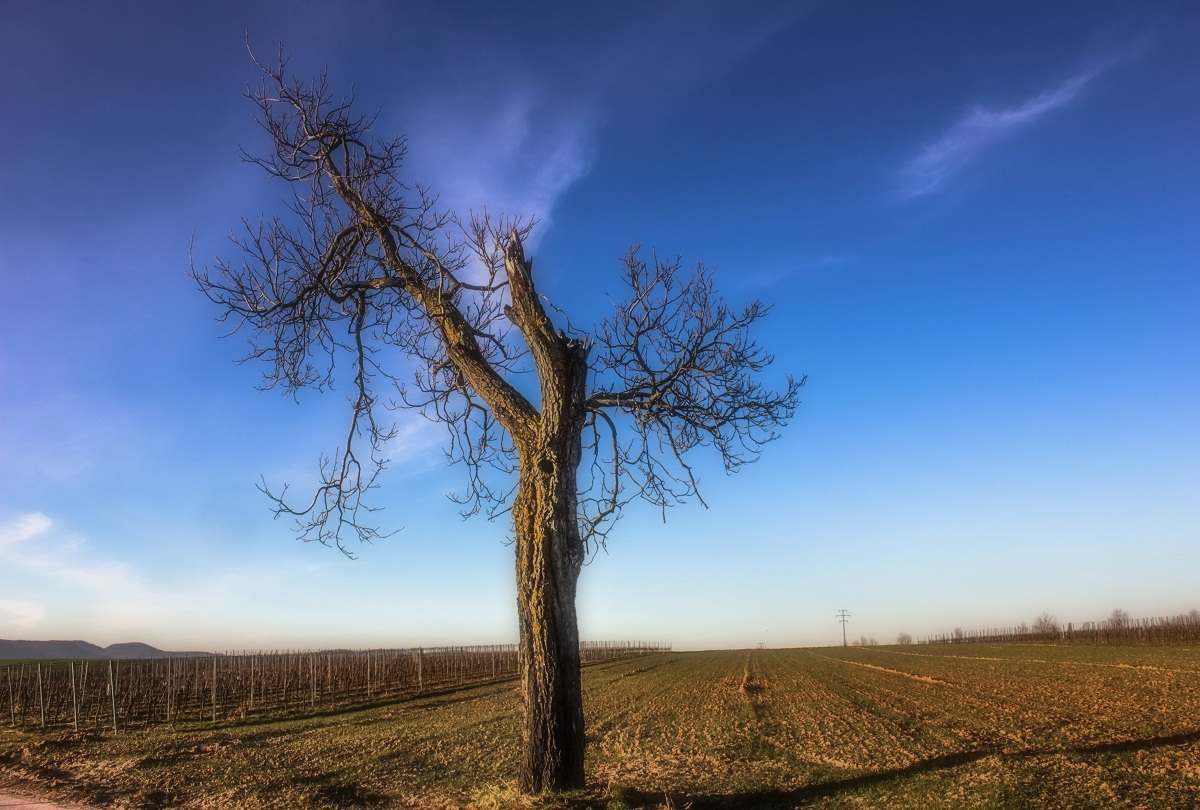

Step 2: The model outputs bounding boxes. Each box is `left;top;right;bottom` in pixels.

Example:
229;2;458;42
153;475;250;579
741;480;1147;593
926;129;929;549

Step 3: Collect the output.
836;610;851;647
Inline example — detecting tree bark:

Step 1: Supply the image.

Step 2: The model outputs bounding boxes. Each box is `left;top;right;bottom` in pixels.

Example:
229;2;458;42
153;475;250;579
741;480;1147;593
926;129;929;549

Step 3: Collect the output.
514;455;586;792
510;275;590;791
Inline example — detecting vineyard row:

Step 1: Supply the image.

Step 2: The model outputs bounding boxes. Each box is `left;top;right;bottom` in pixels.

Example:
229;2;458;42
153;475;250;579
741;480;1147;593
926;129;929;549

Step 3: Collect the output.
922;612;1200;645
3;641;670;733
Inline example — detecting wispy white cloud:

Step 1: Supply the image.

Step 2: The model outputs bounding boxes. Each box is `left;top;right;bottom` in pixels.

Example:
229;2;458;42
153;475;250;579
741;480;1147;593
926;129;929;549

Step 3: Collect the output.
742;253;854;288
0;512;141;637
0;599;46;630
898;47;1143;200
0;511;52;549
0;511;135;592
406;90;596;242
384;410;449;470
397;3;813;244
0;511;364;648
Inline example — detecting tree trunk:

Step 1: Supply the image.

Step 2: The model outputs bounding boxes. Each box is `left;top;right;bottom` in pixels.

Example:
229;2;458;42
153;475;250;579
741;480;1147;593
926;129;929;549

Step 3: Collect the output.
513;351;589;793
502;232;591;793
514;472;585;792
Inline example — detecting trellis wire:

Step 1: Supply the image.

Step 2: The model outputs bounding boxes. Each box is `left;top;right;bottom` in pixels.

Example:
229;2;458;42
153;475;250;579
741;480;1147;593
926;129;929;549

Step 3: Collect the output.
3;641;670;733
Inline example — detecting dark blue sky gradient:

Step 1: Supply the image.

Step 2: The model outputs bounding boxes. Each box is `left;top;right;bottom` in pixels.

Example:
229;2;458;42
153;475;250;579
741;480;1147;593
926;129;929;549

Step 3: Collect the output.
1;1;1196;650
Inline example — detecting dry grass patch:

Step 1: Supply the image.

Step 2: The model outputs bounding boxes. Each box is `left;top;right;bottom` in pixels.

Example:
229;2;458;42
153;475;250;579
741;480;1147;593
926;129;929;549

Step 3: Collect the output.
3;648;1198;808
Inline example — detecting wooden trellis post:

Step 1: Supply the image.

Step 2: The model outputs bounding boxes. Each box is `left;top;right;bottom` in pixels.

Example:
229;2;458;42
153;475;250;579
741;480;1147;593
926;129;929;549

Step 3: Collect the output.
81;662;89;728
0;641;669;731
70;662;78;732
108;660;118;735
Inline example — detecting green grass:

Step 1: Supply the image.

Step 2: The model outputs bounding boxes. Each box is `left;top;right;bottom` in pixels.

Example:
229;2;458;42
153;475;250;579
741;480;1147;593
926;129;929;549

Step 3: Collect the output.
2;646;1198;808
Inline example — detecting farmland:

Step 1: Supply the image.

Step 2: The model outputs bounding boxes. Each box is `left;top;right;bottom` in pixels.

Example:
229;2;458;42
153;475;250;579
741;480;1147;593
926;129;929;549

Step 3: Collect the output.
2;643;666;732
2;644;1199;808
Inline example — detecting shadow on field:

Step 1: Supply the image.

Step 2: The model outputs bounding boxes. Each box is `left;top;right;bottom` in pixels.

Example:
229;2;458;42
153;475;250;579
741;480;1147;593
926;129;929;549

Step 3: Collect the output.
611;729;1200;808
615;752;988;809
291;771;391;808
1066;728;1200;756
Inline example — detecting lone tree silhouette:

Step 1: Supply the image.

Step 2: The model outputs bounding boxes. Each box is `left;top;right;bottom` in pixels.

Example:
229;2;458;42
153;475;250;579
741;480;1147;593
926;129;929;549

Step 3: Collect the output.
1033;612;1059;635
194;57;802;793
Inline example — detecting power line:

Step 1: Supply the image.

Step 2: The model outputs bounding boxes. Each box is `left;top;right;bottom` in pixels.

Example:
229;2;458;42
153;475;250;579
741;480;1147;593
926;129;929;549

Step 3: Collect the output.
836;609;851;647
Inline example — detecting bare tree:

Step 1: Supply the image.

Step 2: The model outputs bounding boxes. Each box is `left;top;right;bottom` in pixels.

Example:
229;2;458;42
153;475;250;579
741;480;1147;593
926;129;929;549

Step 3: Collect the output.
1032;612;1059;635
1109;608;1131;630
193;57;801;793
895;632;912;645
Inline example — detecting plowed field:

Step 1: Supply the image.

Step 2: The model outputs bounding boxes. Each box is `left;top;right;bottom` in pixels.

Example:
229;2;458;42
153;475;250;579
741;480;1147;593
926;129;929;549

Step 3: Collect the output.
2;645;1198;808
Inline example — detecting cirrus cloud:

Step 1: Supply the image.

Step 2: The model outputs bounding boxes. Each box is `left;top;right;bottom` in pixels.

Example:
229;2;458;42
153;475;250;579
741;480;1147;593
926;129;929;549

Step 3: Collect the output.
898;43;1147;200
0;598;46;630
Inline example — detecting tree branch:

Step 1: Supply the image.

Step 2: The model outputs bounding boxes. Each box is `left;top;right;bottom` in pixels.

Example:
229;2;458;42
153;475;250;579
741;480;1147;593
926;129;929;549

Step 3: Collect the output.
583;248;803;534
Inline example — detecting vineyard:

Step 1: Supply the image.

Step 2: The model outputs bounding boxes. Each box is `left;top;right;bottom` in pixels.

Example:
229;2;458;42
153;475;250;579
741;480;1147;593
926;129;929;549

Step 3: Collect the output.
2;641;668;733
2;644;1198;808
923;610;1200;645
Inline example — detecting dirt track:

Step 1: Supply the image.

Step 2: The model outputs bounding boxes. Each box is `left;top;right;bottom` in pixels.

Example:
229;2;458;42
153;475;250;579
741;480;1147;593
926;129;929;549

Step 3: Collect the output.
0;794;92;809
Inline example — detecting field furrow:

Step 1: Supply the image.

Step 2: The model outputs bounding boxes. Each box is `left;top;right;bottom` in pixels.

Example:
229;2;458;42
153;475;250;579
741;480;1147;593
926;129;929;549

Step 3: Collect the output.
3;645;1198;808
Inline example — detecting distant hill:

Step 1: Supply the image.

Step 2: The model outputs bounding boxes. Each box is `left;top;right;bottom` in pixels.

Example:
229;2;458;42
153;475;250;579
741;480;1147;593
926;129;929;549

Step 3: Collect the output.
0;639;212;660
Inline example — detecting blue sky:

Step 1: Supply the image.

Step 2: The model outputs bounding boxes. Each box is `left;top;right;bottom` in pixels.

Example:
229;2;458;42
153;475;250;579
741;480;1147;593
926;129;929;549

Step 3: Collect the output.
1;1;1196;652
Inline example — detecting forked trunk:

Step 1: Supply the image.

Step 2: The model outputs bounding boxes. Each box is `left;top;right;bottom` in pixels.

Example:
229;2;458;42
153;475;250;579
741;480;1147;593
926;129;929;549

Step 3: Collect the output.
503;233;591;793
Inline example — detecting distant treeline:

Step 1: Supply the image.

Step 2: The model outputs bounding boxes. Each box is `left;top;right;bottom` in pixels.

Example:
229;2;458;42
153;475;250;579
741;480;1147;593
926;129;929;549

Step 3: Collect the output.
922;611;1200;646
3;641;670;734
